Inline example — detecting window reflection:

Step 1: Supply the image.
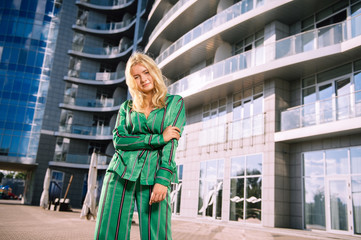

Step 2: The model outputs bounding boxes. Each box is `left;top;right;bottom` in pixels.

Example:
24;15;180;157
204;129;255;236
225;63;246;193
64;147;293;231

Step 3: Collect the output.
0;0;60;159
171;165;183;215
303;151;324;176
303;147;361;232
352;176;361;234
304;177;326;230
198;159;224;220
325;149;348;175
351;147;361;174
230;154;262;223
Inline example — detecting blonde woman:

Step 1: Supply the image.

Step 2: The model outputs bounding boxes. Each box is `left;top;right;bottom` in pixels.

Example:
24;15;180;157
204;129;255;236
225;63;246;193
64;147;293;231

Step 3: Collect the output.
95;52;186;240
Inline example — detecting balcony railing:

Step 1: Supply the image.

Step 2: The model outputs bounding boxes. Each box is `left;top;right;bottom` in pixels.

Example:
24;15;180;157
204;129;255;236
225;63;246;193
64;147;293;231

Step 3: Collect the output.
77;0;134;7
63;96;121;108
155;0;264;64
168;13;361;96
75;17;135;31
178;114;265;150
281;90;361;131
148;0;193;42
67;70;125;82
58;124;111;136
53;153;111;165
71;41;132;56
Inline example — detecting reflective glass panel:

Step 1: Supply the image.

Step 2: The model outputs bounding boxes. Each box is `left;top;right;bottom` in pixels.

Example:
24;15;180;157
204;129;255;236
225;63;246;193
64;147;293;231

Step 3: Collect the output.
245;177;262;223
325;149;349;175
329;180;348;231
351;147;361;174
231;156;245;177
230;178;244;221
246;154;262;175
352;176;361;234
303;151;324;177
304;177;326;230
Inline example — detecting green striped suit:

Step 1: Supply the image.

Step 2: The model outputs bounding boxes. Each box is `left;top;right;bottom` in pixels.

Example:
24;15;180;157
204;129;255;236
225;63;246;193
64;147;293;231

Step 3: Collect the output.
95;94;186;240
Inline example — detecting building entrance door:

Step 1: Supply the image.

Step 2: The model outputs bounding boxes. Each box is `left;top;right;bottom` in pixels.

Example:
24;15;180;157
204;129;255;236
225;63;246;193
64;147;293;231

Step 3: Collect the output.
326;177;353;234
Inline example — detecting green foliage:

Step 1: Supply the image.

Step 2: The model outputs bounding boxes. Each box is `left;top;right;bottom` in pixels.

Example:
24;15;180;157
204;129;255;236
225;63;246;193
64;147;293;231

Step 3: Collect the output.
15;172;26;180
5;172;14;179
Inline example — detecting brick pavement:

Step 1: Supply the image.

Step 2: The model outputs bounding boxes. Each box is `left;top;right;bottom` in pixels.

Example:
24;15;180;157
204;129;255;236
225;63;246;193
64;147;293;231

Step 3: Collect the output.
1;200;360;240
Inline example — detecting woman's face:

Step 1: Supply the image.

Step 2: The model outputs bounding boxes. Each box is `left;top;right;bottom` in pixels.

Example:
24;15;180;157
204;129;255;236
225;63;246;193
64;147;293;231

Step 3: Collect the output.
131;63;154;95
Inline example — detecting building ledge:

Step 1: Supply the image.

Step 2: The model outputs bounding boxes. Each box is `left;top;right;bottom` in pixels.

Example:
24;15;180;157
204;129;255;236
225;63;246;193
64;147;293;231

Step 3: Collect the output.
54;132;112;140
0;156;38;171
275;116;361;143
75;0;135;11
59;103;120;112
48;161;108;170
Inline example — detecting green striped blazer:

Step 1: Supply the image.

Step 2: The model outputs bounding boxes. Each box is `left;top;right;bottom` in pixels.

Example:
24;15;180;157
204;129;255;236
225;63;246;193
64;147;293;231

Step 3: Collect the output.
107;94;186;187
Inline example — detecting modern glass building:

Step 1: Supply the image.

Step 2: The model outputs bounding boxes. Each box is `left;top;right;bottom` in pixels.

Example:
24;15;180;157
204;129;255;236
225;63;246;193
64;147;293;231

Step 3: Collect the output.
2;0;361;237
0;0;63;202
143;0;361;236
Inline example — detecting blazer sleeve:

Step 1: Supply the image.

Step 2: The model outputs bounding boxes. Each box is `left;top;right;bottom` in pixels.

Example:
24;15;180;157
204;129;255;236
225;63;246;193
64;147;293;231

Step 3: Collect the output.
113;101;166;151
155;96;186;187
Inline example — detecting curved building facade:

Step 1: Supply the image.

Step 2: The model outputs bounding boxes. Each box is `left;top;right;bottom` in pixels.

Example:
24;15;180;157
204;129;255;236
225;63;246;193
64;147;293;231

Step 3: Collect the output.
144;0;361;235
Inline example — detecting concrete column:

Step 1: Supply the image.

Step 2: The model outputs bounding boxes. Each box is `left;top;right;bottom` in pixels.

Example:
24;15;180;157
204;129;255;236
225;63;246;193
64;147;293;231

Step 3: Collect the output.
262;78;291;228
264;21;290;63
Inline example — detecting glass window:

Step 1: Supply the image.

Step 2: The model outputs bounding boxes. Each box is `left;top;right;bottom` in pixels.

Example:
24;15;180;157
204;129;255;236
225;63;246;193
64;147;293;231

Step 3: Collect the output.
352;176;361;234
303;146;361;232
230;178;244;221
303;151;324;177
246;177;262;223
230;154;262;223
351;147;361;174
317;64;351;84
231;86;264;139
49;170;64;202
231;156;245;177
171;164;183;215
246;154;262;175
198;159;224;220
302;76;315;88
355;72;361;111
304;177;326;230
9;136;20;154
325;149;349;175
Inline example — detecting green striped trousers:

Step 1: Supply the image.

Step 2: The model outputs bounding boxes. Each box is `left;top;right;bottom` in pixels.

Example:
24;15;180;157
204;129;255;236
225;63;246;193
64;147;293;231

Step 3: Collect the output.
94;171;172;240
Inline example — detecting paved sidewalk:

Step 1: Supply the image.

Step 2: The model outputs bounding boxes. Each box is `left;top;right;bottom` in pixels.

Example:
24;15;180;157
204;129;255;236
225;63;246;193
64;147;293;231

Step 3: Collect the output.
0;199;360;240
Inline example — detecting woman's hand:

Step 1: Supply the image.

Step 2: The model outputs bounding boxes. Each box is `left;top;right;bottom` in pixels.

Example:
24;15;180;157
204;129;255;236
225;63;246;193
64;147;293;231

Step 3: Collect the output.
149;183;168;205
162;126;181;142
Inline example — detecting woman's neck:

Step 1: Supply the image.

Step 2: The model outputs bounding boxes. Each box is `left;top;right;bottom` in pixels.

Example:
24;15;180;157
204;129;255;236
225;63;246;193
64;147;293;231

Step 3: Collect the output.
144;93;153;108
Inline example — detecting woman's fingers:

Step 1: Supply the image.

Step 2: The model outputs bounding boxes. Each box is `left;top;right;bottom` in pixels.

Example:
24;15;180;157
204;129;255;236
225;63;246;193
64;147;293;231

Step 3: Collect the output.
163;126;181;142
149;183;167;205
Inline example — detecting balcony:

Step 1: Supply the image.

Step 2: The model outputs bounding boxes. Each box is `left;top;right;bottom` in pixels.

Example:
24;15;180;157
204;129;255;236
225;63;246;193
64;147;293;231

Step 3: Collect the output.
60;96;121;112
148;0;193;44
168;14;361;100
73;17;136;35
76;0;135;11
155;0;265;66
55;124;112;140
68;42;133;60
65;70;125;85
50;153;111;170
276;90;361;142
177;113;265;154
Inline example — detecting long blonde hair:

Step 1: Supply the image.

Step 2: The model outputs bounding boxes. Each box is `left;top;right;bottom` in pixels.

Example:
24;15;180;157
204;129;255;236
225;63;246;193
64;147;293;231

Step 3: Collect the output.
125;52;167;112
